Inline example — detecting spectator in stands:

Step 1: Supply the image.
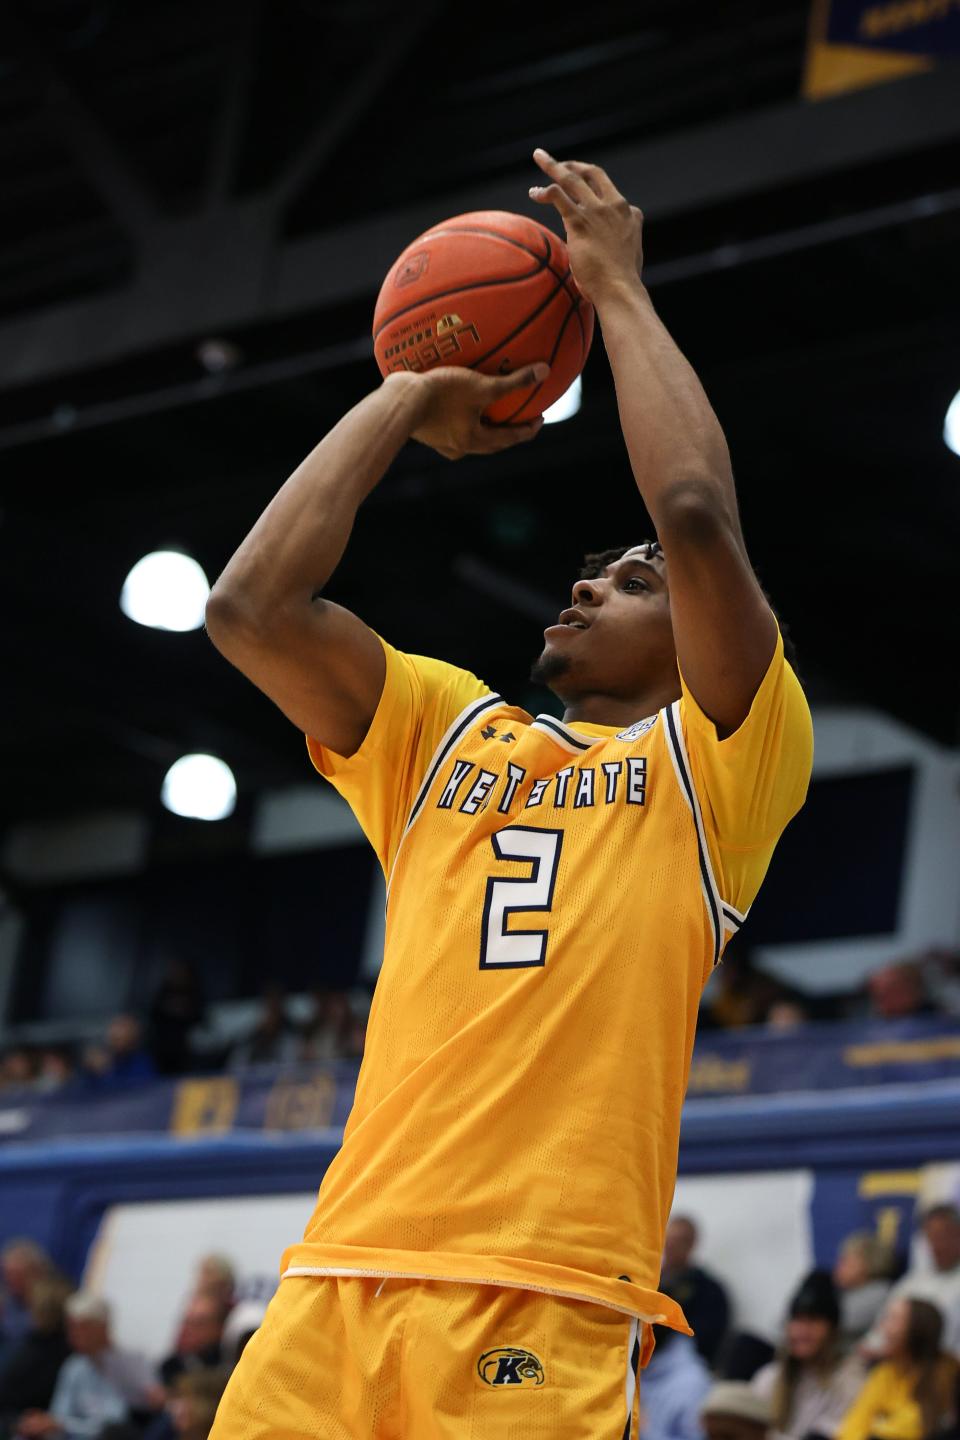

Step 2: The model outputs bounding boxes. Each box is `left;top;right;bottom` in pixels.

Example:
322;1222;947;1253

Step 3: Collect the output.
167;1367;231;1440
833;1232;894;1346
159;1294;228;1387
702;1382;772;1440
864;1206;960;1358
662;1215;731;1366
299;989;353;1063
641;1315;713;1440
751;1270;865;1440
193;1260;234;1318
83;1017;156;1086
865;963;935;1021
839;1298;956;1440
764;1000;810;1031
699;943;798;1031
0;1050;39;1092
220;1301;266;1367
34;1050;76;1095
15;1291;158;1439
0;1278;72;1420
149;958;205;1077
1;1243;56;1351
229;986;300;1070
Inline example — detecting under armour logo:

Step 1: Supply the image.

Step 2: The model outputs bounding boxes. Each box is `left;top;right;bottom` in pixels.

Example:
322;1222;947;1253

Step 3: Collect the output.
480;724;497;739
498;731;516;743
477;1347;545;1387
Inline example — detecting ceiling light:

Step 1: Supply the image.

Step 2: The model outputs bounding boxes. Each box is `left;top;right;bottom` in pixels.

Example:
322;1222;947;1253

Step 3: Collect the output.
120;550;210;632
542;375;582;425
945;390;960;457
161;754;236;821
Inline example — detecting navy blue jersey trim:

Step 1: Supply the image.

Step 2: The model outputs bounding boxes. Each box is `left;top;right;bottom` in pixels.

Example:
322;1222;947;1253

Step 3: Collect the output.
533;715;593;752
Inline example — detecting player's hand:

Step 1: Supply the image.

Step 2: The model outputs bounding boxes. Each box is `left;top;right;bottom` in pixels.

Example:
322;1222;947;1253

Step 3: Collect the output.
387;363;549;461
529;148;643;307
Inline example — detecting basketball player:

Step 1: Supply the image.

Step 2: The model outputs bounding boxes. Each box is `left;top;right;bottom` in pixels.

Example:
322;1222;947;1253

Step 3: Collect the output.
206;151;812;1438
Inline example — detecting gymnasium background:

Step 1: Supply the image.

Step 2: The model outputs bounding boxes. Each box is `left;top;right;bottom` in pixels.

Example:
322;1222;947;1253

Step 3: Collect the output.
1;0;959;1406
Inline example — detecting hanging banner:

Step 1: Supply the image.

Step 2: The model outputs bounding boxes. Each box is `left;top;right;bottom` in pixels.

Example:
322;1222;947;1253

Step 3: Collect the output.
803;0;960;99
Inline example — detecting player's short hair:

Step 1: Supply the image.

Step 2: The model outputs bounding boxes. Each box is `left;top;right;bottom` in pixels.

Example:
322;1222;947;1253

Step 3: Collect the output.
580;542;801;677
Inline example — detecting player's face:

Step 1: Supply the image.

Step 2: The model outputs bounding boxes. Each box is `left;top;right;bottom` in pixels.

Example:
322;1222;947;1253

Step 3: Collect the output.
533;548;676;703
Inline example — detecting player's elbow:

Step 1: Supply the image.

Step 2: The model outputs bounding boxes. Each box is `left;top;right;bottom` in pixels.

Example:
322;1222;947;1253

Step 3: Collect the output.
655;476;735;548
205;583;269;658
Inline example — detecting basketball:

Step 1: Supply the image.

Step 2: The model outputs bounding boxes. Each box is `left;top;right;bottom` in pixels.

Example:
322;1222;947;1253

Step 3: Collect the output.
372;211;595;425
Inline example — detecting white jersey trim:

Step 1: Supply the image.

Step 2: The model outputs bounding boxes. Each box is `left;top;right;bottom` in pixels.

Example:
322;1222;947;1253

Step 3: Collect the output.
661;699;731;967
624;1316;641;1437
531;715;595;753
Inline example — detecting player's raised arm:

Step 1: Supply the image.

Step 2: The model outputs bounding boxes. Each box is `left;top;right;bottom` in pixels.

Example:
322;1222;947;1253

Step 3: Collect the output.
531;149;778;737
204;364;547;756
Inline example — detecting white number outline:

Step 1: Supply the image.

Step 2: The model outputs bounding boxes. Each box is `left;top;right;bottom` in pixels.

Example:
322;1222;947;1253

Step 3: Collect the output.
479;825;564;970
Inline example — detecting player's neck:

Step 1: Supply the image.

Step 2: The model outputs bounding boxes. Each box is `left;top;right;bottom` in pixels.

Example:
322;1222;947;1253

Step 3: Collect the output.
561;680;681;729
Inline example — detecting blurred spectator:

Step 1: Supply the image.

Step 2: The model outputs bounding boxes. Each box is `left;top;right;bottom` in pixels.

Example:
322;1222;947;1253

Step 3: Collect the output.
193;1259;234;1317
765;1002;810;1032
0;1278;72;1418
700;945;793;1031
641;1320;712;1440
16;1291;157;1439
83;1017;156;1086
299;990;353;1063
838;1298;956;1440
863;1206;960;1357
149;958;206;1077
751;1270;865;1440
1;1242;56;1350
220;1302;266;1367
34;1050;76;1096
229;987;299;1070
662;1216;731;1366
1;1050;39;1092
702;1382;772;1440
159;1294;227;1387
167;1367;230;1440
865;963;935;1022
833;1233;894;1346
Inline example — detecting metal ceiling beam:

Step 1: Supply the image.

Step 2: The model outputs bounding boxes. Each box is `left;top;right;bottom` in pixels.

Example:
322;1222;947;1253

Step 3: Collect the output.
1;63;958;390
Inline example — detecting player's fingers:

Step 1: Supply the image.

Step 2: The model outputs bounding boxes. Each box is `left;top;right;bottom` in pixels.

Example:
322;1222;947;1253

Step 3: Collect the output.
528;181;582;225
483;361;550;397
532;148;595;207
562;159;621;201
475;417;544;452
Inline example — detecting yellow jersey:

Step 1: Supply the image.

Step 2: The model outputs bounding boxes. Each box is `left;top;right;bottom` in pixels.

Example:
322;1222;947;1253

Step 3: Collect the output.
282;628;812;1331
837;1358;957;1440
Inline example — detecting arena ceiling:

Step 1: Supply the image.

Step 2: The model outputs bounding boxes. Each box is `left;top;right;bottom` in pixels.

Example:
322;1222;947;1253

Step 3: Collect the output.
1;0;958;838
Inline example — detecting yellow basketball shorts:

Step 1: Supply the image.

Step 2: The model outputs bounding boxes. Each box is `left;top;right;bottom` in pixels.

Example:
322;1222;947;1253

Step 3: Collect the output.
210;1274;645;1439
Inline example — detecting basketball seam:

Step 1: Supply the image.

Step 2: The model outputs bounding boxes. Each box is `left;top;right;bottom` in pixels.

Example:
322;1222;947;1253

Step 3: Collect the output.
421;225;568;285
494;283;584;425
373;228;566;339
468;267;571;375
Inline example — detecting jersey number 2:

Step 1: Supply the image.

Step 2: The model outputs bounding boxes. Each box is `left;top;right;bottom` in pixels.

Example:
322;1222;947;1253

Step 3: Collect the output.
479;825;563;969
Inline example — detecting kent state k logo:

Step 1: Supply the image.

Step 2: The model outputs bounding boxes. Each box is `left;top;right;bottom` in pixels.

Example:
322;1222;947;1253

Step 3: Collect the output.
477;1346;545;1387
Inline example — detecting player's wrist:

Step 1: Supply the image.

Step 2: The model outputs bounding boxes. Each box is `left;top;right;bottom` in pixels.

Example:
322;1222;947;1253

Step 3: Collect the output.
591;271;649;315
381;370;432;434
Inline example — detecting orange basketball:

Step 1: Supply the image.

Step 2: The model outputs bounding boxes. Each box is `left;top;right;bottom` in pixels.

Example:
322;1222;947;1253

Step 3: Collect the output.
372;211;594;425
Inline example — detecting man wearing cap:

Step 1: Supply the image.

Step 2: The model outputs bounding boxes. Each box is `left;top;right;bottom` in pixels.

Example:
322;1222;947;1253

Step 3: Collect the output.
702;1382;773;1440
15;1291;158;1439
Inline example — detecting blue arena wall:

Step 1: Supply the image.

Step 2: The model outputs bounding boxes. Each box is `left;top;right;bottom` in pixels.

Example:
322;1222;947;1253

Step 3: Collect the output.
2;1075;959;1285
